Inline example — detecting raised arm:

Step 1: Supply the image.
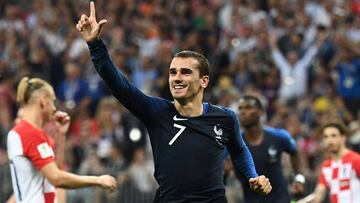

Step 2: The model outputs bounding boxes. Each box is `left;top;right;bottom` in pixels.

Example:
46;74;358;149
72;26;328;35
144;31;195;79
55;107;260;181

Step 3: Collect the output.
297;46;318;69
76;1;166;122
269;32;291;73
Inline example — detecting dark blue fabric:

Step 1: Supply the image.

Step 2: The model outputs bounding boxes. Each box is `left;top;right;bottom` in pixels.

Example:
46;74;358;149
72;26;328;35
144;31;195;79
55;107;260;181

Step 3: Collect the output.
240;127;297;203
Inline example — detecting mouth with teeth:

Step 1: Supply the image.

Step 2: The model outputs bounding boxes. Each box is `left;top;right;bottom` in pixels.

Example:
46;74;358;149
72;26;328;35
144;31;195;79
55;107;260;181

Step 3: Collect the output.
172;84;187;93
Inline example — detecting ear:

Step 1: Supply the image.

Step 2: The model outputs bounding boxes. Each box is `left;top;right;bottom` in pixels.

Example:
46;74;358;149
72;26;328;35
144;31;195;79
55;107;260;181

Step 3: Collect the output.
201;75;209;88
258;109;265;116
39;95;46;109
341;135;347;143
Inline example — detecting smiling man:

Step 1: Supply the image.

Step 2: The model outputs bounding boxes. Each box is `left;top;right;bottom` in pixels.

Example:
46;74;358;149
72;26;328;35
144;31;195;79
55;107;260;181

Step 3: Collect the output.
76;2;272;202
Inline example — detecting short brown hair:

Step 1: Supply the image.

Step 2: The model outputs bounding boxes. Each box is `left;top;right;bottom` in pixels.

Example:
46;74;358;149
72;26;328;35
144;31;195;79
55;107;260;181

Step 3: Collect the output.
320;120;349;137
174;50;210;77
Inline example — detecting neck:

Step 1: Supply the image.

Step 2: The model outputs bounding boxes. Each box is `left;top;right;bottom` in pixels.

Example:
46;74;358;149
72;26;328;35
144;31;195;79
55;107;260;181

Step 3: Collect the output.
331;147;349;160
244;123;263;145
20;105;43;129
174;98;203;117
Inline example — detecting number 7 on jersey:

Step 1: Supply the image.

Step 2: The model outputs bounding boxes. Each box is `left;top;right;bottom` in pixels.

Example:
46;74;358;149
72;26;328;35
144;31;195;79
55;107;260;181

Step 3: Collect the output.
169;124;186;145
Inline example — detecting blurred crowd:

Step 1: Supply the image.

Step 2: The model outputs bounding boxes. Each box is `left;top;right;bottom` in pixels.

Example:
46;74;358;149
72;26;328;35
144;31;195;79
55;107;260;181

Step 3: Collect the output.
0;0;360;202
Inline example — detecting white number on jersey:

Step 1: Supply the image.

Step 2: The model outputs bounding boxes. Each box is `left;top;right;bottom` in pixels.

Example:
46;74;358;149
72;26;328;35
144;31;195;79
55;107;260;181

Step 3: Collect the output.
169;124;186;145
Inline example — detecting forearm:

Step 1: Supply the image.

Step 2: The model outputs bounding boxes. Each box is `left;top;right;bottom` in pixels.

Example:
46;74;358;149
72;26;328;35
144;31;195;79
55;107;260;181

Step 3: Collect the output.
271;49;291;73
291;153;303;174
231;145;258;180
300;46;318;67
299;185;326;203
54;133;66;168
41;163;100;189
227;109;258;180
299;193;323;203
55;170;100;189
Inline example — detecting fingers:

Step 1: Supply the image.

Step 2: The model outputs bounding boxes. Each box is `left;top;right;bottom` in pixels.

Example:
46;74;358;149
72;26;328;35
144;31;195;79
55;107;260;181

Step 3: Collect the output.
80;14;89;25
90;1;96;18
100;175;117;192
76;14;89;31
250;175;272;195
76;1;107;41
259;176;271;194
54;111;71;124
262;181;272;194
76;23;81;32
98;19;108;29
108;177;117;192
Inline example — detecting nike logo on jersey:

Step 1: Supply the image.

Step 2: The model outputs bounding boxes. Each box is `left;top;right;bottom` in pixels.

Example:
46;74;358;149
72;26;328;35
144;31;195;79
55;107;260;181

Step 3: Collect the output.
173;115;188;121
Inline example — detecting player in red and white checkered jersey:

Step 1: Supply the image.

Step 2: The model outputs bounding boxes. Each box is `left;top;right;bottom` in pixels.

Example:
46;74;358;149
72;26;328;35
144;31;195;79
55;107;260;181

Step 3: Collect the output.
7;77;117;203
298;121;360;203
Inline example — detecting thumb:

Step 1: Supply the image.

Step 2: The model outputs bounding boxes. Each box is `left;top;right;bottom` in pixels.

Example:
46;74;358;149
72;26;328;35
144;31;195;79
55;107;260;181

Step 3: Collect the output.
98;19;108;29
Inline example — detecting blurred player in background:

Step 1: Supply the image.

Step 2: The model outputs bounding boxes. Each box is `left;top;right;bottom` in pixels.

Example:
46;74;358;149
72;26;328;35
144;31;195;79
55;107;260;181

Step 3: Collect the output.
76;2;272;202
237;95;304;203
298;121;360;203
7;77;117;203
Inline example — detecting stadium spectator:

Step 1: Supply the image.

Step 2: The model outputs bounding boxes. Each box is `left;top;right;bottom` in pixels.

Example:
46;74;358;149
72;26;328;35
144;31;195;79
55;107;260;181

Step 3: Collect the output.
330;35;360;119
269;31;323;102
56;62;91;112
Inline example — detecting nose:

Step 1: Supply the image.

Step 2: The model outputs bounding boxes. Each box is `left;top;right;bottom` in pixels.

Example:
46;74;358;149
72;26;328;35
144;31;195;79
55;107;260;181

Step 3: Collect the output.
172;71;183;82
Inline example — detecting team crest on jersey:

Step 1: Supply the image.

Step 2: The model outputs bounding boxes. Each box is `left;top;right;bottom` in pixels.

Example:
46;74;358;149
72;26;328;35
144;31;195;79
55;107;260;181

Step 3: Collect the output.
214;125;225;146
268;145;277;163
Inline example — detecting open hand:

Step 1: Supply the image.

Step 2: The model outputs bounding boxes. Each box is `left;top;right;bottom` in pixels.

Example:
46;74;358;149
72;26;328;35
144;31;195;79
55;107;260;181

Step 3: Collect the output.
249;175;272;195
76;1;107;42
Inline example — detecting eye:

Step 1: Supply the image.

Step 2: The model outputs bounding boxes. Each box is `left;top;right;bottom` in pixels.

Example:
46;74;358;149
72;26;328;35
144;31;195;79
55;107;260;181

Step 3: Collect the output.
169;69;176;75
180;69;192;75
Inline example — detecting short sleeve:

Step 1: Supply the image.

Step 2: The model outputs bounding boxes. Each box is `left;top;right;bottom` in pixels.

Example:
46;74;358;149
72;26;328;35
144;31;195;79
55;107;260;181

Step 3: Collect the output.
279;129;297;155
24;134;55;170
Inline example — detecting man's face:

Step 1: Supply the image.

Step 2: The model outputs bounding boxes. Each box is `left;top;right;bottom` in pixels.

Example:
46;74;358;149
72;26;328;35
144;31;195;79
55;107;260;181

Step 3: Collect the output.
168;57;208;102
287;50;298;65
238;99;262;127
322;127;346;154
